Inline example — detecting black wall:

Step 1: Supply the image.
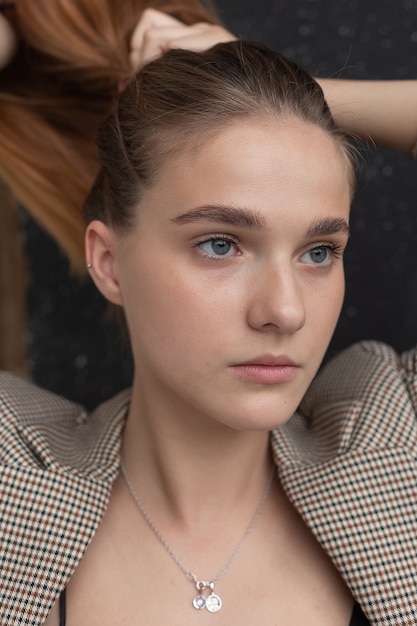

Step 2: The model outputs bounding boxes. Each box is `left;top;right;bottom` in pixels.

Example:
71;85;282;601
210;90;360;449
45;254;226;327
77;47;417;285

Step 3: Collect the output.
25;0;417;408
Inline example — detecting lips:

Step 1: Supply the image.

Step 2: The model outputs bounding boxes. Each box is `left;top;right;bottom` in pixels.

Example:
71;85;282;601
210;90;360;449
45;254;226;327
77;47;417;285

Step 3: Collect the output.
231;355;300;384
237;354;297;367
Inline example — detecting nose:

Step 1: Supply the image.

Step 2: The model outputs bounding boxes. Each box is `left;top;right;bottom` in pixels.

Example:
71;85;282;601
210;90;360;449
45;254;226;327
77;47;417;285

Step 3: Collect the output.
246;261;306;334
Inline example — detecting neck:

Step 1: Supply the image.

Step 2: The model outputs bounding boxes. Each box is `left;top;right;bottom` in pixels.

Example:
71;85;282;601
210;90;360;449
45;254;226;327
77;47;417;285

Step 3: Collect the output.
121;379;273;528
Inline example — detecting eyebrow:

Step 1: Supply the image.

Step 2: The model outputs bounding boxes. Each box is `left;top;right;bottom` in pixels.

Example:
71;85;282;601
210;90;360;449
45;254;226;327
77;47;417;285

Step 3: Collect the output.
171;205;265;229
171;205;350;237
306;217;350;238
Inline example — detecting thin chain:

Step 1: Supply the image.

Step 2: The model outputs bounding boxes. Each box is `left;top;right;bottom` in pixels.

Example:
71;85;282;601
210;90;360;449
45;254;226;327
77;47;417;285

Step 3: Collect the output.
120;461;275;585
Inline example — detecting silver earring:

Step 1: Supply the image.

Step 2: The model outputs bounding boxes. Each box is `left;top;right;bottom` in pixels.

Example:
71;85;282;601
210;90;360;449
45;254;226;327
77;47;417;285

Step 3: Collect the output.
86;263;92;269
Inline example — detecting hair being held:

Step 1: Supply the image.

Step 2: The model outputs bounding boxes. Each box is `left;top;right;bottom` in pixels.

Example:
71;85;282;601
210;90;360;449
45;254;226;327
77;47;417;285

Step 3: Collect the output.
0;0;219;271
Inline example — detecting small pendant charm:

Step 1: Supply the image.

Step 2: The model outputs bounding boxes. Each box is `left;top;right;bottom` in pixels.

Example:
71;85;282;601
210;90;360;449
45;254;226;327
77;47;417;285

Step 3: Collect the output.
192;594;206;610
192;580;222;612
205;592;222;613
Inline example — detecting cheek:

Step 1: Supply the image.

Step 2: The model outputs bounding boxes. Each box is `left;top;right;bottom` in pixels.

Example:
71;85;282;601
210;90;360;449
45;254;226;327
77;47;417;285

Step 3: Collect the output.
309;269;345;338
121;259;225;365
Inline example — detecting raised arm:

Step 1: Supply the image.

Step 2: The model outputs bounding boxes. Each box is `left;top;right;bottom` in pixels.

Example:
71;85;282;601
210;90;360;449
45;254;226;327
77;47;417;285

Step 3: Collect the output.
128;16;417;158
317;78;417;155
2;6;416;160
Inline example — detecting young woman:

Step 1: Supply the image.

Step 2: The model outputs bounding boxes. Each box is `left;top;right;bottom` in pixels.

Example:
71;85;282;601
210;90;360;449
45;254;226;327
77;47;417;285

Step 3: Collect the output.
1;40;415;626
1;0;416;389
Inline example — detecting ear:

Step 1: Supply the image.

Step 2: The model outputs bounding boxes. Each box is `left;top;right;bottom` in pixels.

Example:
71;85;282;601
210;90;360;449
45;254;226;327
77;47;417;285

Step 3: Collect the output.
85;221;124;306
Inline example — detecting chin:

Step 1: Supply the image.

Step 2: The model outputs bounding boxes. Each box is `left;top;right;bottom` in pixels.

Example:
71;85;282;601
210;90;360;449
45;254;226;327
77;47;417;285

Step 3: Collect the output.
214;395;304;432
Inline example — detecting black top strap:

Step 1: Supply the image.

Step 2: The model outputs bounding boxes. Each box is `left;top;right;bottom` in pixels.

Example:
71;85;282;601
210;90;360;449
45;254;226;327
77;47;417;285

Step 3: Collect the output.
59;588;66;626
350;602;371;625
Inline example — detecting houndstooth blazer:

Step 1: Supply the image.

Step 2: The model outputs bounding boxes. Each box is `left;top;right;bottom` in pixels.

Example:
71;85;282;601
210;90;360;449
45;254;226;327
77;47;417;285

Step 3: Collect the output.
0;341;416;625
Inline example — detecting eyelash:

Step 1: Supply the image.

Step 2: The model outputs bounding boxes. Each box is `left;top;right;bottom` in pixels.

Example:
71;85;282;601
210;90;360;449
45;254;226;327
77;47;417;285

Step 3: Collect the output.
192;234;240;258
312;242;344;259
301;242;345;268
192;235;345;262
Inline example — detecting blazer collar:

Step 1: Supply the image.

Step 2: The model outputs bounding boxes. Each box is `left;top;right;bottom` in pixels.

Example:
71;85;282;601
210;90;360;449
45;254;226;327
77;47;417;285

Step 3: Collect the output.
0;377;129;626
272;342;417;625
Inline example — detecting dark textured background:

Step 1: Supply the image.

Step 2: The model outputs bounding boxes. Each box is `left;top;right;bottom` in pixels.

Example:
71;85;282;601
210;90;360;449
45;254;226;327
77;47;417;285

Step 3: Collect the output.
24;0;417;409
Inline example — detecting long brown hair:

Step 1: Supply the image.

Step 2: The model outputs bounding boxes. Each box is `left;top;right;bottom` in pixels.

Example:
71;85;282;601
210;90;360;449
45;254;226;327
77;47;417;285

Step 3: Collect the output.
85;40;356;230
0;0;219;272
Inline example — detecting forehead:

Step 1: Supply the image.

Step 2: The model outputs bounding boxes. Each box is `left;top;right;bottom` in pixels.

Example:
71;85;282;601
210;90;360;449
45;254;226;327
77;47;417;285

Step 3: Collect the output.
140;117;352;227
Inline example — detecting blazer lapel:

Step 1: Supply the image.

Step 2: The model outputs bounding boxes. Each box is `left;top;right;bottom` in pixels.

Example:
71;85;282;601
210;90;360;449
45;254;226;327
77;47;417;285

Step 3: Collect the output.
271;341;417;626
0;374;129;626
0;464;111;625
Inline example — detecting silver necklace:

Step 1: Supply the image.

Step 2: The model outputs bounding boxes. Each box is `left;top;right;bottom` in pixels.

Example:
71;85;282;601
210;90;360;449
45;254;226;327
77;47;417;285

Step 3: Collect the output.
121;461;275;613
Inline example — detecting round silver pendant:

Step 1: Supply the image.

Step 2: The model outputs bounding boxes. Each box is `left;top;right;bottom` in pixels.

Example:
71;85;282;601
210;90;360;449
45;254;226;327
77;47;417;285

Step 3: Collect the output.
193;594;206;610
205;593;222;613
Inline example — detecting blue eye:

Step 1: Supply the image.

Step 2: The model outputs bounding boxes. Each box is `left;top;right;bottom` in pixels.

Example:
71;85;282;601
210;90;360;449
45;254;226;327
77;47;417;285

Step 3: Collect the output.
302;246;332;265
197;237;238;258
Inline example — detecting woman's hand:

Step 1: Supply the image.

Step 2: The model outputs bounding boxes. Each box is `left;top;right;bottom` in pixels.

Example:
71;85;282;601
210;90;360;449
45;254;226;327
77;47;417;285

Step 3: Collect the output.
0;13;17;69
129;8;235;73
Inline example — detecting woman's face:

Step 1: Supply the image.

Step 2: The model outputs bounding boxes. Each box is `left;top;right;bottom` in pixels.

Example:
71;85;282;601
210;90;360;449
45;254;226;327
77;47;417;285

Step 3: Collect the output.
91;117;351;431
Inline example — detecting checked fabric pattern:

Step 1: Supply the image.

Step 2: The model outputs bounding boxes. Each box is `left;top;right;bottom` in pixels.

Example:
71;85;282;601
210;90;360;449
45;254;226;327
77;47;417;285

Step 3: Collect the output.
1;340;417;624
272;341;417;625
